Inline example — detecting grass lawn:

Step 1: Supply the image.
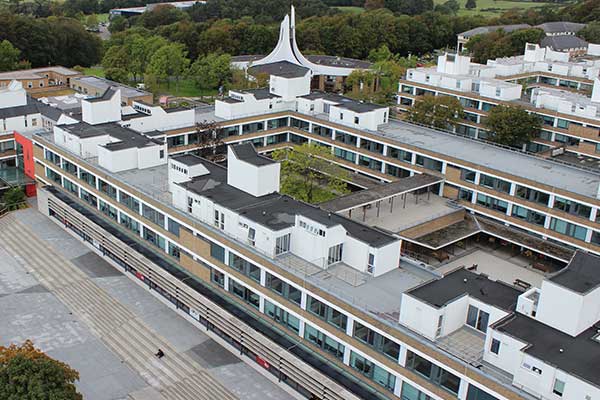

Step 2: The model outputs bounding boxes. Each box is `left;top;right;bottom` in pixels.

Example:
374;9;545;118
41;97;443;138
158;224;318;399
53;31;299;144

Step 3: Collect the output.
156;78;218;98
433;0;562;16
83;66;105;78
334;6;365;14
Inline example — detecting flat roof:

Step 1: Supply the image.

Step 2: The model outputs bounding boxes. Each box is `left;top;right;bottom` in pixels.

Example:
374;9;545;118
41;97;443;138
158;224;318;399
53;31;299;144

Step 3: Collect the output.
0;66;80;81
496;313;600;388
248;61;310;79
549;251;600;293
230;143;275;166
321;174;442;212
73;76;151;99
376;119;600;199
301;92;386;113
60;122;161;150
407;268;522;311
305;55;371;69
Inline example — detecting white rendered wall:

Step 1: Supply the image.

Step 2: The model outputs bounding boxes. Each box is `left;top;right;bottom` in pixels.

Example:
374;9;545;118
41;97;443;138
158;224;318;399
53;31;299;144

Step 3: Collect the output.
81;90;121;125
399;294;442;340
226;146;280;197
269;74;311;100
98;146;137;172
0;81;27;109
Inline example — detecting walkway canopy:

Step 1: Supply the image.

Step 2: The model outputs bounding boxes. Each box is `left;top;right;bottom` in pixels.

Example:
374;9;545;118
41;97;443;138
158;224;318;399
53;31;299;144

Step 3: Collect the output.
320;174;443;214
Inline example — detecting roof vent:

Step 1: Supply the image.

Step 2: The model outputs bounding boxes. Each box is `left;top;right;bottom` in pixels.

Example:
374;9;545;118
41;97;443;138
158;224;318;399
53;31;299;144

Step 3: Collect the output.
262;211;266;216
463;278;468;283
559;348;564;353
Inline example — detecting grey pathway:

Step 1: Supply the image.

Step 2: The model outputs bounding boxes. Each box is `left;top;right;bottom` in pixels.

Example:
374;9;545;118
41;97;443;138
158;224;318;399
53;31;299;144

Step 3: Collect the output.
0;207;297;400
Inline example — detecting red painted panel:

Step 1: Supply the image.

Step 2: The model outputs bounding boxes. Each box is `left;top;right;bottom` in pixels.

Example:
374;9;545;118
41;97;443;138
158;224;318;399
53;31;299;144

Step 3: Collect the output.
13;131;36;197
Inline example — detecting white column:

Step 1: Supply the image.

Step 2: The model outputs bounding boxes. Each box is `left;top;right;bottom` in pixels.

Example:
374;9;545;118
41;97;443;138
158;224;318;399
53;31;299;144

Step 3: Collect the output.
590;208;597;223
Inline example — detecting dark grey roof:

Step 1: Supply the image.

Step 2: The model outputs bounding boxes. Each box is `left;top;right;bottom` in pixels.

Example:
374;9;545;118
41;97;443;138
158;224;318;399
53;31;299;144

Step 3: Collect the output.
305;55;371;69
245;88;280;100
301;92;385;113
230;143;275;166
407;268;522;310
536;21;586;34
495;313;600;387
549;251;600;294
0;103;39;119
0;96;65;121
180;153;396;247
541;35;588;50
60;121;161;150
221;97;243;104
459;24;531;38
171;153;206;167
248;61;310;79
231;55;264;63
321;174;442;212
86;87;117;103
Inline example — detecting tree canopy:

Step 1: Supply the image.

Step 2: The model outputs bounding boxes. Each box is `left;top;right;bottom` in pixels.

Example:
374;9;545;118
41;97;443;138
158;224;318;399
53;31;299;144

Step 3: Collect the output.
0;340;82;400
0;40;21;72
466;28;545;63
189;53;232;90
579;21;600;44
273;143;350;204
407;95;464;130
483;105;541;147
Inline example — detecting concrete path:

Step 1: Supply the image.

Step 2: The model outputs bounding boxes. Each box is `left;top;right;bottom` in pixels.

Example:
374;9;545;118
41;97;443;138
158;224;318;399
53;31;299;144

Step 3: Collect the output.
0;208;296;400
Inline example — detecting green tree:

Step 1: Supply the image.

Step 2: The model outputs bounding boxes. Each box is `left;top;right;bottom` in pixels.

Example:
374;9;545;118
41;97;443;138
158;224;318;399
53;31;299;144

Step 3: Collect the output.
127;34;168;82
0;340;82;399
466;28;545;63
407;95;464;130
579;21;600;44
84;14;98;29
368;44;393;63
272;143;350;204
189;53;232;90
2;187;25;211
484;105;541;147
465;0;476;9
108;15;129;33
0;40;21;72
105;67;129;83
146;43;190;92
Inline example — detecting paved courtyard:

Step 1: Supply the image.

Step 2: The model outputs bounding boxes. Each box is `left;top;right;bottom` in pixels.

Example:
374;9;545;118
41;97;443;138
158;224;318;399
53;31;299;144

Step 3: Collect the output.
0;205;297;400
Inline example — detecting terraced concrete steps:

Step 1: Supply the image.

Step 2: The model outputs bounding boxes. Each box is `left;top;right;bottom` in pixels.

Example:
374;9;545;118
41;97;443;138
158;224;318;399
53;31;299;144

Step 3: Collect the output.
0;214;237;400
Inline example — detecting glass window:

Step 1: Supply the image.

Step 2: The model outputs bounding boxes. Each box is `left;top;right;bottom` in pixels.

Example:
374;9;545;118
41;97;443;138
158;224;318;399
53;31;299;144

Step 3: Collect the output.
303;324;345;360
466;305;489;332
460;168;476;183
210;242;225;263
80;170;96;188
511;205;546;226
386;164;411;178
275;233;290;255
119;191;140;214
350;351;396;392
553;379;565;397
142;204;165;227
168;218;180;236
401;381;432;400
353;321;400;361
327;243;343;265
549;218;587;241
334;147;356;163
307;296;347;331
406;351;460;395
211;268;224;287
416;155;443;172
264;300;300;334
490;339;500;355
229;280;260;309
515;185;549;206
360;138;384;154
229;253;261;282
99;199;117;221
467;385;499;400
265;272;301;305
143;226;165;251
388;147;412;163
99;179;117;199
358;155;382;171
80;188;97;208
120;213;140;235
479;174;511;193
476;194;508;213
553;197;591;219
